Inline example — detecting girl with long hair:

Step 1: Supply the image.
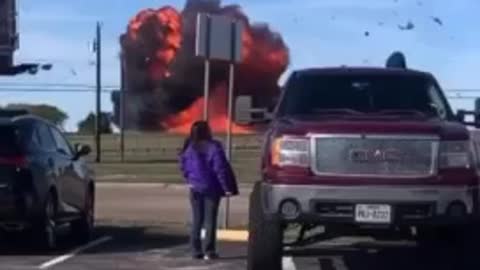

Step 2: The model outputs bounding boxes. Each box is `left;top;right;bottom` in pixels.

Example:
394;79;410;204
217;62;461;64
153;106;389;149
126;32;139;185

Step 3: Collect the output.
179;121;239;260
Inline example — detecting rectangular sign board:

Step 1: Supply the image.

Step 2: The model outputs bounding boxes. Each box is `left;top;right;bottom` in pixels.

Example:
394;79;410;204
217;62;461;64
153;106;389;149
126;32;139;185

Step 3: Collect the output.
196;13;243;63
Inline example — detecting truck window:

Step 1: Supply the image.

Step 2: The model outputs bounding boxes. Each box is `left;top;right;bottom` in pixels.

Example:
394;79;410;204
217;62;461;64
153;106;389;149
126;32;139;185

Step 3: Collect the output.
278;74;453;120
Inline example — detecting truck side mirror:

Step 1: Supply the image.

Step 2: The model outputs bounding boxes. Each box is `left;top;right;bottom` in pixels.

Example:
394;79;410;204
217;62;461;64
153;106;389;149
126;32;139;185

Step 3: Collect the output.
457;109;467;123
475;98;480;128
234;95;272;125
457;98;480;128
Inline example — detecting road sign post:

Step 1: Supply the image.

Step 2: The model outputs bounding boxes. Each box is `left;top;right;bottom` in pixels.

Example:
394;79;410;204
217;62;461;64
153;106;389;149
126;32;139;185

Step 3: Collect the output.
203;59;210;120
195;13;243;229
196;14;211;121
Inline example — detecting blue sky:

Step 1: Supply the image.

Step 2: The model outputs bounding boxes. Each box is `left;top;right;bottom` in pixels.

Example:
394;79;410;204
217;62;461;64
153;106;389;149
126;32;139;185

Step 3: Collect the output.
1;0;479;131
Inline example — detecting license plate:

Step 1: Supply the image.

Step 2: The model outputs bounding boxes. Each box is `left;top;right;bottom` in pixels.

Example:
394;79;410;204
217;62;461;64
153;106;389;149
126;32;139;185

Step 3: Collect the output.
355;204;392;224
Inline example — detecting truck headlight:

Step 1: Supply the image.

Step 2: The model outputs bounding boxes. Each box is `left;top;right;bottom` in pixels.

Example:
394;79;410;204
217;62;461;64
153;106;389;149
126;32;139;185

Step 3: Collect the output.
271;136;310;168
439;141;473;169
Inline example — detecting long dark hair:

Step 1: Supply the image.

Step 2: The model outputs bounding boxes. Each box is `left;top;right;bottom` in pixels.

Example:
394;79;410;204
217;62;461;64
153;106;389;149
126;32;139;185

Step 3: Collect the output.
181;121;213;153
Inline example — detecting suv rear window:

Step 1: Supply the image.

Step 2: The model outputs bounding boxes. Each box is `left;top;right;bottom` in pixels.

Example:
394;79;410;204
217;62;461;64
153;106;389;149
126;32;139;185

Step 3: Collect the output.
278;74;453;119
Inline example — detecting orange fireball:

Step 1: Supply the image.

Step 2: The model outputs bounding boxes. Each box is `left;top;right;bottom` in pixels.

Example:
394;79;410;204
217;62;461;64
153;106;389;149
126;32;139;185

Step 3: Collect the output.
121;1;289;134
126;6;182;80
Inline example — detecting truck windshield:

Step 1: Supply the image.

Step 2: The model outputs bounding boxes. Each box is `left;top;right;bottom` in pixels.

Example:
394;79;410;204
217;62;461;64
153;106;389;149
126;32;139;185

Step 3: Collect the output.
278;74;453;120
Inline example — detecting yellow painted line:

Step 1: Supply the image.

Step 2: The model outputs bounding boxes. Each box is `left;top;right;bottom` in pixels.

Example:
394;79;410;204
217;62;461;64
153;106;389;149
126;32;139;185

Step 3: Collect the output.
217;230;249;242
201;229;249;242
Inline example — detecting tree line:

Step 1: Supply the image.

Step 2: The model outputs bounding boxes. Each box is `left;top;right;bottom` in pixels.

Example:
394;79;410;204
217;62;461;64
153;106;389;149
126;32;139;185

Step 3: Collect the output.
2;103;113;134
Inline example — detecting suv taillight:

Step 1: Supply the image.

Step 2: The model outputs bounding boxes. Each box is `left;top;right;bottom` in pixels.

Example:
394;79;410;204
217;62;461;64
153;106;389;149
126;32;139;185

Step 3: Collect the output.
0;156;27;167
439;141;473;169
271;136;310;168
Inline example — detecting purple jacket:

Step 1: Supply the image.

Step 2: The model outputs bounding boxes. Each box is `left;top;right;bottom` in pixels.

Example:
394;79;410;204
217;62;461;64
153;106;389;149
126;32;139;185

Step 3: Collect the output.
180;140;239;197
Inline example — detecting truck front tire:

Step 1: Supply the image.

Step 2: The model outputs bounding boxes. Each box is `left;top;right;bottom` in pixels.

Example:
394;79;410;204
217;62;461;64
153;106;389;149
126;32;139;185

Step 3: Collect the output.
247;183;283;270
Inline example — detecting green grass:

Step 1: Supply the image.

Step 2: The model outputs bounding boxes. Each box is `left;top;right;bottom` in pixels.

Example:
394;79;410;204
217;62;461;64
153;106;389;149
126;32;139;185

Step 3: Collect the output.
67;133;263;183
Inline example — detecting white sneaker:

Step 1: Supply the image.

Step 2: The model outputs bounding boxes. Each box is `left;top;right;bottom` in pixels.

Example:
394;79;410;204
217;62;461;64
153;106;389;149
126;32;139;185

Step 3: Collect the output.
204;253;219;260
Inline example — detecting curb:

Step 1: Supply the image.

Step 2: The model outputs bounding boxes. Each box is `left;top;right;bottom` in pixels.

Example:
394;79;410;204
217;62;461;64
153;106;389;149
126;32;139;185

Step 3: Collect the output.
202;229;249;242
97;182;253;190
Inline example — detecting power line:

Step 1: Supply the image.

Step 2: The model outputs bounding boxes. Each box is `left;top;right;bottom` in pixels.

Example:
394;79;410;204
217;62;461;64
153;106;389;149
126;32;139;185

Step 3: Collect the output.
0;87;476;98
447;96;479;100
446;89;480;92
0;88;115;93
0;82;119;89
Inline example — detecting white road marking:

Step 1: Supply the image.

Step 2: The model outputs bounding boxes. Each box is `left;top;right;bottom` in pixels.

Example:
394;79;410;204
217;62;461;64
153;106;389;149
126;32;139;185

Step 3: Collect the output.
38;236;112;269
332;256;348;270
283;256;297;270
169;264;230;270
319;256;349;270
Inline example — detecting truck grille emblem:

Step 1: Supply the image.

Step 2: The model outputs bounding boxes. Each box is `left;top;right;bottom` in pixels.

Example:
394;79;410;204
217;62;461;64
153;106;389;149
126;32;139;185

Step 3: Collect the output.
350;149;403;162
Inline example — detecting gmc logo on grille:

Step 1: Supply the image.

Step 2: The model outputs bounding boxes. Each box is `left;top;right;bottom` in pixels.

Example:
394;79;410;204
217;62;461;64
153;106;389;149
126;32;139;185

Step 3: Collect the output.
350;148;404;162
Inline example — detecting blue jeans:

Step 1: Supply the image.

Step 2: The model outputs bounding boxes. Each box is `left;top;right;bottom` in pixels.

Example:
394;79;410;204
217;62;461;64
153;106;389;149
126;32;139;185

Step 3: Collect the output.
189;191;221;255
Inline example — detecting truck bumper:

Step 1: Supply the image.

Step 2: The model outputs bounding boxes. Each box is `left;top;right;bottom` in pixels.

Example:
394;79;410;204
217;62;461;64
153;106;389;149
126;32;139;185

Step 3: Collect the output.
261;183;480;226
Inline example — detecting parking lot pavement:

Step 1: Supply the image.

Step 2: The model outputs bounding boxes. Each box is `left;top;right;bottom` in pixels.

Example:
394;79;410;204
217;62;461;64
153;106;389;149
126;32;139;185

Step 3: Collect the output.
96;183;251;228
3;224;480;270
0;225;247;270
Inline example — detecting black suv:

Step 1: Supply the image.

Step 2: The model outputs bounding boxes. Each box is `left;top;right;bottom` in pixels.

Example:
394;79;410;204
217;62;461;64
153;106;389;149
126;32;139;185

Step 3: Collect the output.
0;110;95;248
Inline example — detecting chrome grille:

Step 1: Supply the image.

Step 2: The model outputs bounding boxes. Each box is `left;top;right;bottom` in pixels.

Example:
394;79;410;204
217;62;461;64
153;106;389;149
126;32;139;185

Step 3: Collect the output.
312;135;438;177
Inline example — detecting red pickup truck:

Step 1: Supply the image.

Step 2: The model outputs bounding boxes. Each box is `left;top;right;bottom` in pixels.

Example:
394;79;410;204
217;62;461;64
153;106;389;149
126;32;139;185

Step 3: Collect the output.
239;67;480;270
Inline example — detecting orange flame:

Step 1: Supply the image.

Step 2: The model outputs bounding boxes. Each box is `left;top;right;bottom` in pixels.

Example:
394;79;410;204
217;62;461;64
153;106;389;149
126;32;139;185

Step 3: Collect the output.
162;84;251;134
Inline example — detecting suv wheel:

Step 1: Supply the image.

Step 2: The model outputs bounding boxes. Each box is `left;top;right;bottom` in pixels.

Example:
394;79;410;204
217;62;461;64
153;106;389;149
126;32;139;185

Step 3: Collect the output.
71;188;94;243
35;193;57;250
247;183;283;270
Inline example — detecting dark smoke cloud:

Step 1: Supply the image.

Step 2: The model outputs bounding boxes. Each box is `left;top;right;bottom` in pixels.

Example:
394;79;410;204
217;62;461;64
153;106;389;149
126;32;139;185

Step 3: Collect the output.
116;0;290;130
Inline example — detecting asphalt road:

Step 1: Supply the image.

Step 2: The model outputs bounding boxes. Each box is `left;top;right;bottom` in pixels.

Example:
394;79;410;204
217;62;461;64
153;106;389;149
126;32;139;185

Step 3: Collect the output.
2;225;480;270
2;183;480;270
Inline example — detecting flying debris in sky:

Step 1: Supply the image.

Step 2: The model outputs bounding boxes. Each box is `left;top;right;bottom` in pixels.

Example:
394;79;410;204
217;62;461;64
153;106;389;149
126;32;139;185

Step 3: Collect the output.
431;16;443;26
364;31;370;37
398;21;415;31
70;68;77;76
377;21;385;26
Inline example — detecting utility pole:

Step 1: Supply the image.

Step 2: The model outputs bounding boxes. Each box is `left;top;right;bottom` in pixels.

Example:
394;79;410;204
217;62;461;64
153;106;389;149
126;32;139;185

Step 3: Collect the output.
94;22;102;163
120;53;126;163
